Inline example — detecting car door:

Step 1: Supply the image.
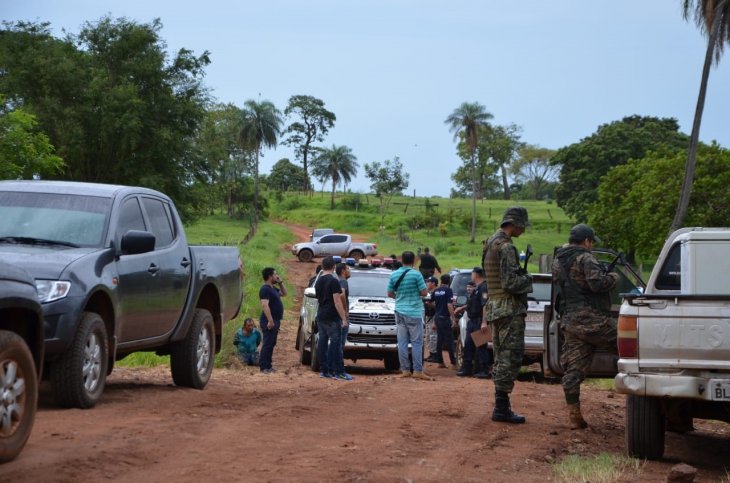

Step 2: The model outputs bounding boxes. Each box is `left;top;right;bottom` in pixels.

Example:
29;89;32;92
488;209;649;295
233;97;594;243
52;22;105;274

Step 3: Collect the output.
543;248;645;377
138;196;192;338
316;235;347;256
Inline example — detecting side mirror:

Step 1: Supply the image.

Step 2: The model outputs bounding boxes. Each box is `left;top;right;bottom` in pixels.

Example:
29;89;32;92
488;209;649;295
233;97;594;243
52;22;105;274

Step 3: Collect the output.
304;287;316;298
120;230;155;255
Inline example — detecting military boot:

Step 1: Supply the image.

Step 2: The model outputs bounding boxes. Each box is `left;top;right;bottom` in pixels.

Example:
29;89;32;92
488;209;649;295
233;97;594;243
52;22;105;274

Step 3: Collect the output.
568;403;588;429
456;365;473;377
491;390;526;424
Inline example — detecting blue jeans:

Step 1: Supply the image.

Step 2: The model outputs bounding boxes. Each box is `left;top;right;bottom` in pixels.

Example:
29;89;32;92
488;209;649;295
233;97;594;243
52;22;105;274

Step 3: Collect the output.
317;319;342;375
396;312;424;373
336;323;349;374
462;318;493;369
240;351;260;366
259;316;280;371
435;315;456;365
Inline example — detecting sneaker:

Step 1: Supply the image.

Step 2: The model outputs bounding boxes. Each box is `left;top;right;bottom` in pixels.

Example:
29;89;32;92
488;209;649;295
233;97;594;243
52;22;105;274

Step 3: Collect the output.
260;368;274;374
319;372;332;378
412;371;434;381
335;373;353;381
401;371;412;378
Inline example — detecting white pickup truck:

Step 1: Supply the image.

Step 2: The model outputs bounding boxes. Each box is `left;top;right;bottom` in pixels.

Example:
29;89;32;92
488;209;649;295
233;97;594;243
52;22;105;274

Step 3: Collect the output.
614;228;730;460
291;234;377;262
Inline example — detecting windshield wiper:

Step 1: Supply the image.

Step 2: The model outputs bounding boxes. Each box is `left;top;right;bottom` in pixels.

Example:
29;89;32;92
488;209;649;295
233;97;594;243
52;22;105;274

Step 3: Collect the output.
0;236;80;248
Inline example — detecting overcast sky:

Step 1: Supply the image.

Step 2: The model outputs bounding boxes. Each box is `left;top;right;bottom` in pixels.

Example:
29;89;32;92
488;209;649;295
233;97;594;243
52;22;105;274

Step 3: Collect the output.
4;1;730;197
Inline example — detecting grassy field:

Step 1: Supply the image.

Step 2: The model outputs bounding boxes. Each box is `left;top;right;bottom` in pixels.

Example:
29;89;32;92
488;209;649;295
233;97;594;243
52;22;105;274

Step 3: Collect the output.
270;191;574;272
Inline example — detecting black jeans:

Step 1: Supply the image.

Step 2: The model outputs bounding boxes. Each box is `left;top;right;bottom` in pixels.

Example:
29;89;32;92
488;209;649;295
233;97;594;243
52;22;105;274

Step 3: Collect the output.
463;317;493;369
435;315;456;365
259;315;280;370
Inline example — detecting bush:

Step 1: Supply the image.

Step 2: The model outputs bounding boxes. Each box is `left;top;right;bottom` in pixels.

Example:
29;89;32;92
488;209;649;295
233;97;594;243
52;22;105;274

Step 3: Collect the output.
281;197;304;211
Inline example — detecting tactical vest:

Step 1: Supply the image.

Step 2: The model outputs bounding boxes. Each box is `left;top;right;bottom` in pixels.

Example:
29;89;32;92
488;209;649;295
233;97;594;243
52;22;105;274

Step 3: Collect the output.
483;231;511;299
558;249;611;315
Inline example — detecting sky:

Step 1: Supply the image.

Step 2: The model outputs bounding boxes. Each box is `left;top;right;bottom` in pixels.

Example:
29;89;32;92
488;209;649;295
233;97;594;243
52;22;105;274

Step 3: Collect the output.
3;1;730;197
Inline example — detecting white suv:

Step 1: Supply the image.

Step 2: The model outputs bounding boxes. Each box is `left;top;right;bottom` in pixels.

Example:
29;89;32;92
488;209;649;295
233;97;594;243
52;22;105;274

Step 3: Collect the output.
295;267;400;371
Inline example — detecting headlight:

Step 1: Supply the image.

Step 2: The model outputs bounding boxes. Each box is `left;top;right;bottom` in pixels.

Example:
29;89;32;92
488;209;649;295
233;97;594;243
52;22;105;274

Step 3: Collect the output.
35;280;72;303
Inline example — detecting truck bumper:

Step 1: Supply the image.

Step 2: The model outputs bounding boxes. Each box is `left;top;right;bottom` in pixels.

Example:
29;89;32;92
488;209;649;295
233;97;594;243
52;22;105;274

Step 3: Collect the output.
615;372;730;401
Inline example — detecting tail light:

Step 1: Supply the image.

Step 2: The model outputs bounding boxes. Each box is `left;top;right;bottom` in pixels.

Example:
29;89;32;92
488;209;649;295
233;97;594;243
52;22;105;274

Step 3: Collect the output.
617;314;637;358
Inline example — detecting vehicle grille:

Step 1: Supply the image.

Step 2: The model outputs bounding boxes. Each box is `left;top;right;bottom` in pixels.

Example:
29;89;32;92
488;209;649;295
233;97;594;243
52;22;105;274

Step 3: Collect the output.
347;334;398;345
349;312;396;326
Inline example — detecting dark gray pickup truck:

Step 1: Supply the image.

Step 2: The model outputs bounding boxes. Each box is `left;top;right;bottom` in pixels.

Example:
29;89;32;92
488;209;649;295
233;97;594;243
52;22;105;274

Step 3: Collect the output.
0;181;243;409
0;261;43;463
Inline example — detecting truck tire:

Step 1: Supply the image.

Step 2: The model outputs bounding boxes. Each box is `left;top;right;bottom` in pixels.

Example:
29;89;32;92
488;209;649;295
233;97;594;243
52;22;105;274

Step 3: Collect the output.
171;308;215;389
626;394;665;460
384;354;400;371
455;338;464;368
298;249;314;263
51;312;108;409
349;250;364;261
0;330;38;463
298;327;311;366
309;333;320;372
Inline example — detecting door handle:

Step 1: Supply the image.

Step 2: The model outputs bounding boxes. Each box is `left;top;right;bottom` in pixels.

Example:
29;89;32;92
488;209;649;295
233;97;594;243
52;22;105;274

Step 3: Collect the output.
180;257;191;268
148;263;160;275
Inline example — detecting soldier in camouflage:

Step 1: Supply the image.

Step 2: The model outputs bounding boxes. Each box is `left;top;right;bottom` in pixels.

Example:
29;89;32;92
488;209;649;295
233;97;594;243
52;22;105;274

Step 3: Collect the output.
552;224;618;429
482;206;532;424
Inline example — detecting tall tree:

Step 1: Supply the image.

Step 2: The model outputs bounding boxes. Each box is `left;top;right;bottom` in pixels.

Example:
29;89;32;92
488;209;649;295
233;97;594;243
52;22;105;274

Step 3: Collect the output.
267;158;308;193
445;102;493;242
282;95;336;192
483;123;523;200
311;145;358;209
553;116;688;222
239;99;283;227
671;0;730;232
511;145;558;200
364;157;410;228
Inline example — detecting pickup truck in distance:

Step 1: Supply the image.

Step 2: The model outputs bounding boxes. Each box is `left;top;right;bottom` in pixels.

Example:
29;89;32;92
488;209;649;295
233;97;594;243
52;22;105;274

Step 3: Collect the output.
0;261;43;463
615;228;730;460
0;181;243;409
291;234;377;262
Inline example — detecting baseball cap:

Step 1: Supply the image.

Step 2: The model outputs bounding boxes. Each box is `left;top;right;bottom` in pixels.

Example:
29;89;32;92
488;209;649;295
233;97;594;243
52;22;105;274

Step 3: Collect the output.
569;223;602;244
426;276;438;284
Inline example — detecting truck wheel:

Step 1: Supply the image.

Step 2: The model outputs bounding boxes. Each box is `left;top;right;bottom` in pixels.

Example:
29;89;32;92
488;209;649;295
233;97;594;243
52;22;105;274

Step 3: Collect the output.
349;250;364;261
298;249;314;263
0;330;38;463
626;394;666;460
384;354;400;371
455;338;464;368
51;312;108;409
171;308;215;389
298;327;311;366
309;333;320;372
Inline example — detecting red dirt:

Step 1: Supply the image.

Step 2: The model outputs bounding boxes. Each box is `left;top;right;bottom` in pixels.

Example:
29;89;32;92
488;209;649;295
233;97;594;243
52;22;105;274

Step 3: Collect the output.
2;223;729;482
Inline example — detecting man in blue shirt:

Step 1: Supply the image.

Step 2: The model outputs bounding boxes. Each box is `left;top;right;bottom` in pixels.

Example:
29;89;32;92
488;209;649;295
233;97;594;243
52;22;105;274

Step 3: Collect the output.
387;251;430;380
432;274;457;368
259;267;287;374
233;318;262;365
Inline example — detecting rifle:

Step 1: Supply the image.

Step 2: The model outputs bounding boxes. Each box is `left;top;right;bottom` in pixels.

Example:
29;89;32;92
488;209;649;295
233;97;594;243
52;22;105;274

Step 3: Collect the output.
603;251;626;274
522;244;533;272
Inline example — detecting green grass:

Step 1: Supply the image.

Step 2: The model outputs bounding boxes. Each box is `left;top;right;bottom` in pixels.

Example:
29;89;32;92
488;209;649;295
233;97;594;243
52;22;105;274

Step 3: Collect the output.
117;217;294;368
553;453;643;483
270;191;573;273
584;378;616;391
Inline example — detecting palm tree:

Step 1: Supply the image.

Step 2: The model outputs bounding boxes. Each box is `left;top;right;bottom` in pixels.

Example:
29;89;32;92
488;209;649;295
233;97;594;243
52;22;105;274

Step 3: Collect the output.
445;102;493;242
670;0;730;232
239;99;283;227
311;145;359;209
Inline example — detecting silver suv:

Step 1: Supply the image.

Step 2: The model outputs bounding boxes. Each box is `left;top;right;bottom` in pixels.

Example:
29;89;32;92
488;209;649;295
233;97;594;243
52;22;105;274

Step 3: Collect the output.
295;267;400;371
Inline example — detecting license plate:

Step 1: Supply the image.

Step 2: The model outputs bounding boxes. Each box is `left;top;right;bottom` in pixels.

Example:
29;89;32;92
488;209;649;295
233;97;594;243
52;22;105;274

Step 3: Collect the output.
711;381;730;401
525;312;543;323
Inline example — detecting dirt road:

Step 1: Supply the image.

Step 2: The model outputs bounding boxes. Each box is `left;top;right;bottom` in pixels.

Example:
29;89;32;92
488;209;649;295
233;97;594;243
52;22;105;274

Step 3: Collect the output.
2;223;729;482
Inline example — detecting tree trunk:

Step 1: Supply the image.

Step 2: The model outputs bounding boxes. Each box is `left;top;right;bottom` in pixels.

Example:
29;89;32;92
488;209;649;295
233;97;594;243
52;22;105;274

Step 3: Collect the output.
253;144;260;227
501;164;510;200
302;149;310;192
331;177;336;209
227;187;233;217
670;0;725;233
470;154;477;243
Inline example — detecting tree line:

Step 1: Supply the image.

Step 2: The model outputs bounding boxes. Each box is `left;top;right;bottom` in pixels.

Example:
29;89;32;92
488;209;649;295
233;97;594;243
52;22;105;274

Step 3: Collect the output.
2;1;730;258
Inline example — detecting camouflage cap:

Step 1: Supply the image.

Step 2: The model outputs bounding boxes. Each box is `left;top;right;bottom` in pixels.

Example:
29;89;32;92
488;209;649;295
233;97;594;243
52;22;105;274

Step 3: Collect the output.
569;223;602;244
500;206;530;228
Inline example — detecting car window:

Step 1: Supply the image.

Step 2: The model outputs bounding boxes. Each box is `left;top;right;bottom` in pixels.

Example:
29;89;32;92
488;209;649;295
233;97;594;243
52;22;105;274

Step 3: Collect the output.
450;272;471;297
142;197;175;248
348;272;391;298
530;280;551;301
320;235;347;243
655;243;681;290
116;197;146;240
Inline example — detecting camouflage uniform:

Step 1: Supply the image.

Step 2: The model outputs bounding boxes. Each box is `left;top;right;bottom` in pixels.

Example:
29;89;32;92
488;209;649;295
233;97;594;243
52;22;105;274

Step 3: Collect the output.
552;245;618;403
483;230;532;394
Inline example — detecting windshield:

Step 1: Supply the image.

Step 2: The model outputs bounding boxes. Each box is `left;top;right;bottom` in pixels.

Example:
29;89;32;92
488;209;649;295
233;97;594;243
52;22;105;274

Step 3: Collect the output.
0;192;111;247
450;272;471;297
348;272;392;298
530;280;551;302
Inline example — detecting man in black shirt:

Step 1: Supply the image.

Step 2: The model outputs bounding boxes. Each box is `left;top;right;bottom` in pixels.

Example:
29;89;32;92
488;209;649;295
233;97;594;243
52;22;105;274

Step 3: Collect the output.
423;276;439;363
418;247;441;279
259;267;287;373
314;256;349;380
457;267;492;378
432;274;457;368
